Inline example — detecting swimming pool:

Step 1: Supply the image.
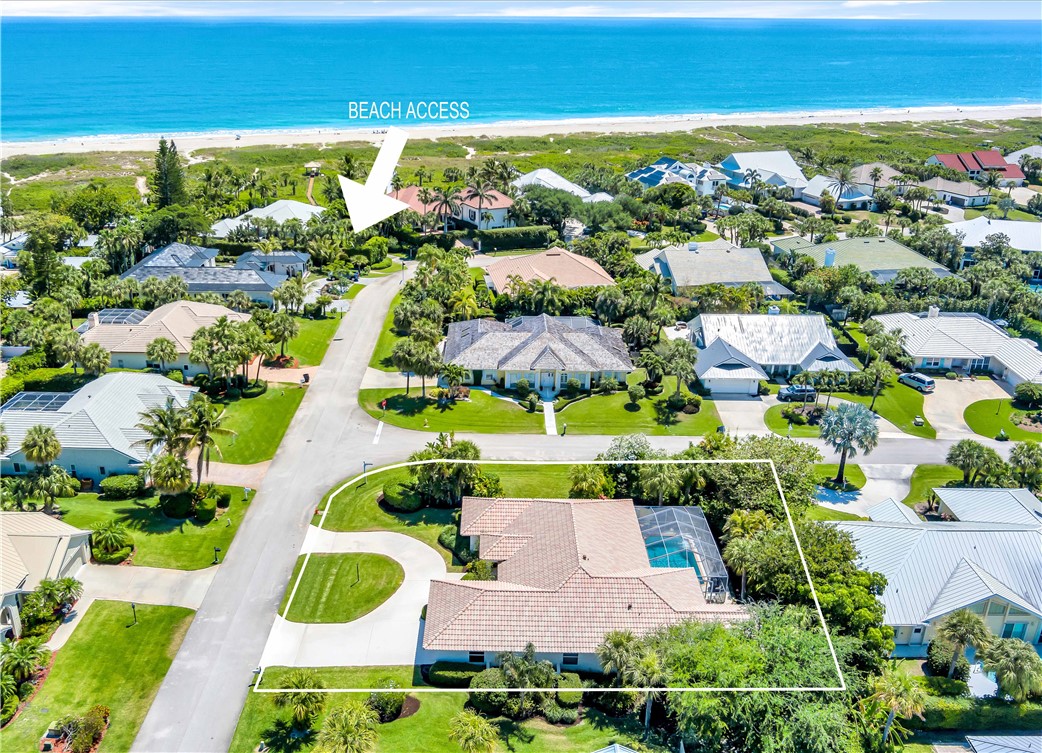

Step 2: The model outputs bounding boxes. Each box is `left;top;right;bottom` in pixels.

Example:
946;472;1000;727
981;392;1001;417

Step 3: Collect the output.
644;535;704;579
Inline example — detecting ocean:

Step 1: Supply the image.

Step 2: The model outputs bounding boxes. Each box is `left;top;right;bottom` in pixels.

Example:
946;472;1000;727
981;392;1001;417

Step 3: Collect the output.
1;18;1039;141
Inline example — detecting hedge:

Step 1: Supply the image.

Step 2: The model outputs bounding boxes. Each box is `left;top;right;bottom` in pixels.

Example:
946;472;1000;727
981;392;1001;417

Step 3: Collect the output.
926;638;969;682
915;676;968;698
161;493;194;519
382;482;424;513
469;668;508;714
99;474;143;500
194;497;217;523
474;225;554;252
428;661;484;688
556;672;583;707
1;375;25;403
909;696;1042;731
6;350;47;375
93;545;132;565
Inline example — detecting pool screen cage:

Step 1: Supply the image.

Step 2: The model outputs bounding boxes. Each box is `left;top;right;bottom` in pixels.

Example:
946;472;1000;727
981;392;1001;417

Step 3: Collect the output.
635;505;731;603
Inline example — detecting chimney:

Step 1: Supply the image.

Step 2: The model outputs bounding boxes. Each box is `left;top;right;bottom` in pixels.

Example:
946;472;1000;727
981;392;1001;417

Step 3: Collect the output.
927;305;940;319
823;248;837;268
87;312;99;329
767;305;781;315
687;241;699;253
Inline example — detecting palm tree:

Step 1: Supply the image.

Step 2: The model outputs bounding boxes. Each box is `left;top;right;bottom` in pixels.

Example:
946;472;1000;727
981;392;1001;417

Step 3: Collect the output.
51;328;82;374
183;395;235;486
314;701;379;753
871;664;926;744
227;290;253;313
666;339;697;396
465;182;496;230
433;187;462;235
147;337;178;372
980;637;1042;702
723;536;757;601
864;361;896;412
595;287;625;326
29;464;78;514
136;399;188;457
638;463;681;505
826;165;857;205
723;509;773;542
274;669;326;728
624;647;668;731
21;425;62;467
869;166;884;196
448;287;479;321
569;464;609;499
439;363;468;399
391;338;420;394
151;453;192;496
448;710;498;753
937;609;990;679
92;520;132;554
79;342;111;375
596;630;639;684
0;637;48;683
820;402;879;485
267;312;300;357
978;169;1001;193
0;423;7;455
1009;442;1042;489
637;352;667;386
530;278;564;315
946;439;989;485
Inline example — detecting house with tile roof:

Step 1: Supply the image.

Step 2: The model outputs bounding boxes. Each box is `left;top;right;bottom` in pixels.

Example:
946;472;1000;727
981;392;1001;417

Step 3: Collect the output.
79;300;250;376
927;150;1026;187
850;162;904;197
1;512;90;642
0;372;197;484
422;497;745;670
772;236;951;283
210;199;325;238
484;248;615;294
834;503;1042;656
441;314;633;397
688;313;857;395
918;176;992;208
872;309;1042;385
636;239;792;297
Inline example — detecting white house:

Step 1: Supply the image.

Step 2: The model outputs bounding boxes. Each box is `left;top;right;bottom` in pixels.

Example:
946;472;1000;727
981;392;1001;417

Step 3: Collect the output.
511;168;612;203
627;157;727;196
944;217;1042;271
210;199;325;238
0;372;198;484
873;309;1042;385
689;313;857;395
835;498;1042;656
850;162;904;197
423;497;744;671
442;314;633;397
919;177;991;208
453;187;515;229
1;513;90;642
716;151;807;197
1006;146;1042;165
79;300;251;375
801;174;873;210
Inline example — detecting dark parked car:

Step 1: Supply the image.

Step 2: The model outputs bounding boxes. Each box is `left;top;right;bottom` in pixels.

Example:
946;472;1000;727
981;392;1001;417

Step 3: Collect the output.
778;384;817;402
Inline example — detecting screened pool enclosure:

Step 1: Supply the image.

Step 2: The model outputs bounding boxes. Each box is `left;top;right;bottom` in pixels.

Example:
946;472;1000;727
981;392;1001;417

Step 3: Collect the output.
635;506;731;602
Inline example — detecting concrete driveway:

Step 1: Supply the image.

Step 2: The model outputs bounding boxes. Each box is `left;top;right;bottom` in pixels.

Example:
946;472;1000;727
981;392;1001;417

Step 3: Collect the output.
714;396;770;435
259;527;457;668
922;378;1012;439
815;464;916;517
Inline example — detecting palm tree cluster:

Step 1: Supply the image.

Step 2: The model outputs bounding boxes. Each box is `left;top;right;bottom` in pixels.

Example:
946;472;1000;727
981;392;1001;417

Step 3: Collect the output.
136;393;235;492
1;425;79;514
944;437;1035;488
187;314;282;381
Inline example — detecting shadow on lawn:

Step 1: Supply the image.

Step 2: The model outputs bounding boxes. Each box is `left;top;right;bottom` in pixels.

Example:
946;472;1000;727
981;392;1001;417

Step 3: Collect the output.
258;719;312;753
496;719;537;751
380;393;452;416
651;400;681;426
106;498;218;535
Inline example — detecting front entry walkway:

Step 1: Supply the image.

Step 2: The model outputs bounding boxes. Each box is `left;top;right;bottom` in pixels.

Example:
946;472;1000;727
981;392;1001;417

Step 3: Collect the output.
260;528;459;667
542;401;558;435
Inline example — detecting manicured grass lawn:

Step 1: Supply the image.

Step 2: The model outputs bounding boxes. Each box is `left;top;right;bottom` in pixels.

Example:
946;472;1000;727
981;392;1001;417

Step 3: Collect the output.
764;403;823;438
0;601;194;753
214;388;305;464
483;463;573;498
281;553;403;623
284;315;340;366
59;485;254;570
365;259;405;277
561;374;722;436
964;206;1039;222
369;293;402;371
693;230;720;241
963;398;1041;441
359;388;546;434
232;666;666;753
343;284;364;299
765;385;935;439
901;464;964;507
815;463;866;491
806;505;865;521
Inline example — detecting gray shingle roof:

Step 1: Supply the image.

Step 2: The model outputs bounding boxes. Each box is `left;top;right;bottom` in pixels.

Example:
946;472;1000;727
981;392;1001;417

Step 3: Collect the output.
443;315;633;373
122;265;283;293
136;243;218;268
235;250;310;268
642;241;790;294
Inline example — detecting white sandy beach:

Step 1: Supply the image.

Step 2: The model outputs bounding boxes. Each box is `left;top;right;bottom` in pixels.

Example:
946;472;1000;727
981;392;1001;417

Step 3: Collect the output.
3;104;1040;157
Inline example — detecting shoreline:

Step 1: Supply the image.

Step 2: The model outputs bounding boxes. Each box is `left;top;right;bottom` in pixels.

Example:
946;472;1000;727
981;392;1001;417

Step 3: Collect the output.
3;103;1040;157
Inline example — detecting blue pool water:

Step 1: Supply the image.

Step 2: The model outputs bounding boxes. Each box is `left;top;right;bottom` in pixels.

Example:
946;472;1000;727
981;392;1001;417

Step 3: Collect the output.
2;18;1039;140
644;536;703;579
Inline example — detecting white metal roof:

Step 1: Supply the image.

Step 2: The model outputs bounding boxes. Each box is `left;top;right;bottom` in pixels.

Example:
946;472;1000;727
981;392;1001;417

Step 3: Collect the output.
802;174;873;203
967;735;1042;753
1005;146;1042;164
691;313;856;372
511;168;592;199
834;518;1042;626
694;337;769;381
935;487;1042;526
210;199;325;237
1;512;88;594
866;497;922;524
718;150;807;186
946;217;1042;254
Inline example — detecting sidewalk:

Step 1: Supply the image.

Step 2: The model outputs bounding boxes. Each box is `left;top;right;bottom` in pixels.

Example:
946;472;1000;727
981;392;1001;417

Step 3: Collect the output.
542;402;558;435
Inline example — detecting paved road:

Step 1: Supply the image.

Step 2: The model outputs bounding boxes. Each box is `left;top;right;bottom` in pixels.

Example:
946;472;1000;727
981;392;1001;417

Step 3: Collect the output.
133;257;1018;752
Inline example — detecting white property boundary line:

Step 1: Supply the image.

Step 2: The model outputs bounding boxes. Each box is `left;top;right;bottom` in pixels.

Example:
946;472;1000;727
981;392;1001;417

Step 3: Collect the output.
260;458;847;694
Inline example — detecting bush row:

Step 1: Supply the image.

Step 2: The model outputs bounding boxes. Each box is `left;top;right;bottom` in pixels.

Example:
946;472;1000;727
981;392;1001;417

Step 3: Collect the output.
909;695;1042;731
427;661;484;688
99;474;145;500
474;226;555;252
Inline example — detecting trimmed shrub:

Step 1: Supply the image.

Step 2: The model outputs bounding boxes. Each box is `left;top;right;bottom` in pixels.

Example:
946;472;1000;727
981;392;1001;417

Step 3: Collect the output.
366;679;406;723
666;391;687;411
588;689;638;716
69;705;109;753
926;638;970;681
515;378;531;395
194;497;217;523
7;350;47;375
682;394;703;414
226;387;242;400
166;369;184;383
383;482;424;513
600;377;619;395
758;380;771;396
471;472;504;498
1;375;25;403
161;493;194;519
944;372;958;380
92;545;132;565
469;668;508;714
556;672;583;707
916;676;969;698
242;381;268;398
909;696;1042;731
438;525;475;564
2;696;18;726
215;489;232;509
627;384;645;404
565;377;581;396
474;225;555;252
1015;381;1042;409
428;661;483;688
541;696;578;725
462;559;494;581
18;681;34;700
99;474;143;500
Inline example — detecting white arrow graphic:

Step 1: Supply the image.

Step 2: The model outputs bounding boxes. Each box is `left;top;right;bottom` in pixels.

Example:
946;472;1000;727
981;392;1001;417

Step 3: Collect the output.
338;126;410;232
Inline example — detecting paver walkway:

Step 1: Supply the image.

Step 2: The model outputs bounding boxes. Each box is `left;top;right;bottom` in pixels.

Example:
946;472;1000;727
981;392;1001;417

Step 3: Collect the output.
542;401;558;435
49;564;216;650
260;528;456;667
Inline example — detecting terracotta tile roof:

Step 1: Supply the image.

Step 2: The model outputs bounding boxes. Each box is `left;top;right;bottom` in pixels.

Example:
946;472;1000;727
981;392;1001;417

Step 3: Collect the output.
932;151;1026;181
485;248;615;292
80;300;250;354
394;184;437;215
424;497;748;653
460;186;513;211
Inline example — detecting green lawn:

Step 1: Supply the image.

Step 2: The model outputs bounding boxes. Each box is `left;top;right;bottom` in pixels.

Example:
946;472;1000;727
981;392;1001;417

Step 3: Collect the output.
764;403;823;438
1;601;194;753
815;463;866;491
343;284;365;299
765;385;934;439
964;207;1039;222
59;485;254;570
232;665;666;753
359;388;546;434
693;230;721;242
284;315;340;366
963;398;1041;441
281;553;404;623
369;293;403;371
901;464;964;507
560;375;722;436
806;505;865;521
365;259;405;277
215;388;305;464
318;465;574;570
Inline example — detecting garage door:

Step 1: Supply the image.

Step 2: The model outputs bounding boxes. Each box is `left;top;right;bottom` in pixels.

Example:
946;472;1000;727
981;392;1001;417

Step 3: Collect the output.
703;378;759;396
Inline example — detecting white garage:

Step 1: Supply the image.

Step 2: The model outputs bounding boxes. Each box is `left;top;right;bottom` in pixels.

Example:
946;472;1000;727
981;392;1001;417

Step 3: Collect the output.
695;340;767;397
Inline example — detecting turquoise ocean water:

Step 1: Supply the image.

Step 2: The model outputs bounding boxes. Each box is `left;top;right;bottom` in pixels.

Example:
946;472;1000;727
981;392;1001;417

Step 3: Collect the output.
1;18;1039;141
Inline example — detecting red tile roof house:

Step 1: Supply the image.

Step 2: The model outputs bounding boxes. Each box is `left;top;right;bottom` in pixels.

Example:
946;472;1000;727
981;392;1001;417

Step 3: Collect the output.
392;185;515;230
421;497;748;672
927;150;1026;187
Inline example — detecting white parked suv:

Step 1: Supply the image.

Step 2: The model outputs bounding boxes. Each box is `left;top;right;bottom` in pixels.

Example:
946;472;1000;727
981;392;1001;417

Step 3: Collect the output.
898;372;936;393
